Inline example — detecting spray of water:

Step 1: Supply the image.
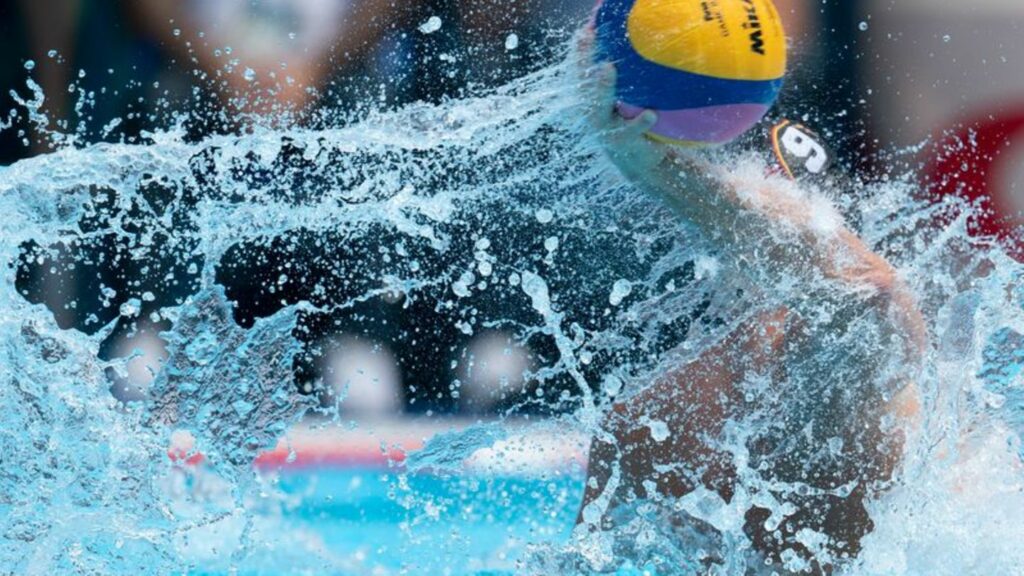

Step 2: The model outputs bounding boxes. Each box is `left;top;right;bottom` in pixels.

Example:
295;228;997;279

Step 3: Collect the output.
0;43;1022;575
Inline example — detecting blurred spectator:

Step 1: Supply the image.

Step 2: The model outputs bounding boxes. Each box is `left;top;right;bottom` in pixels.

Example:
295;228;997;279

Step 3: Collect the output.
456;330;533;413
321;336;404;417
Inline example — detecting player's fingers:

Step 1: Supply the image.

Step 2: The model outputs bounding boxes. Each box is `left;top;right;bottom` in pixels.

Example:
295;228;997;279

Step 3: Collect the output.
580;62;616;102
581;63;618;130
603;109;657;147
625;109;658;137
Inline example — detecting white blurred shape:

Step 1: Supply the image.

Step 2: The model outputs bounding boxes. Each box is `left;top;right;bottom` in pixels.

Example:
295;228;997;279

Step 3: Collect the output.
457;331;532;412
323;337;402;417
465;427;589;476
186;0;351;59
108;330;168;402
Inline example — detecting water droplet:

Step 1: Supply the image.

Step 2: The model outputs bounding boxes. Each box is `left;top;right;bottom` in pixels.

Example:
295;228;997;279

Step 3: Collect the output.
646;419;670;442
603;374;622;396
858;21;868;32
119;298;141;318
609;279;633;306
23;60;35;71
535;208;553;224
505;33;520;51
943;34;951;43
452;271;475;298
827;437;844;455
47;50;57;59
243;68;256;82
172;28;181;37
419;16;443;34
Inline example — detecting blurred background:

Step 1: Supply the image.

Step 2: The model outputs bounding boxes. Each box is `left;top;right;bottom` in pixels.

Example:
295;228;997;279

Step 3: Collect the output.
1;0;1022;437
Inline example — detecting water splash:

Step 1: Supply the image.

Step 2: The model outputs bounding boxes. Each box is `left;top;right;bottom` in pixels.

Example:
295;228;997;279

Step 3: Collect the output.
0;47;1022;575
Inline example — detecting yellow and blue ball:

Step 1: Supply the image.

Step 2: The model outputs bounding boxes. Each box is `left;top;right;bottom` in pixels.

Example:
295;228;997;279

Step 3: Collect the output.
593;0;787;146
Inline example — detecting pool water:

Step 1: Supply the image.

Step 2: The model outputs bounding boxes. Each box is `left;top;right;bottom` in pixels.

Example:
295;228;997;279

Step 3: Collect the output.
180;467;584;575
284;469;580;574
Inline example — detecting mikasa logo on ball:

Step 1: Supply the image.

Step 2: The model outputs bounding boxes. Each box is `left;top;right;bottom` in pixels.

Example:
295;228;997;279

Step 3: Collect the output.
741;0;766;55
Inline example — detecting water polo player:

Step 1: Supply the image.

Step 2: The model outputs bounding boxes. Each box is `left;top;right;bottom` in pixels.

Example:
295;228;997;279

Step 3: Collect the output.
576;0;926;571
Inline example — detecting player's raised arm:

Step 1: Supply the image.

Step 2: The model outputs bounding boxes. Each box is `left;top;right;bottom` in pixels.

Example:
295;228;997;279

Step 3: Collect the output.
582;59;926;385
580;0;925;372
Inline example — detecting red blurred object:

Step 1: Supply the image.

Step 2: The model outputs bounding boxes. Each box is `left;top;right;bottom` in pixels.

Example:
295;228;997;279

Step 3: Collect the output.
253;444;408;470
167;446;205;467
926;110;1024;261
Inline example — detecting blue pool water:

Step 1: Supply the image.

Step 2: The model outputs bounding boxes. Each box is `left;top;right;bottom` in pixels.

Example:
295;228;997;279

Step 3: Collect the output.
252;469;584;575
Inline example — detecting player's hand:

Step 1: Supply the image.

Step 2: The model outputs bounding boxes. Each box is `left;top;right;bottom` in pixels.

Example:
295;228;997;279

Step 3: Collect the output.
575;29;666;184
